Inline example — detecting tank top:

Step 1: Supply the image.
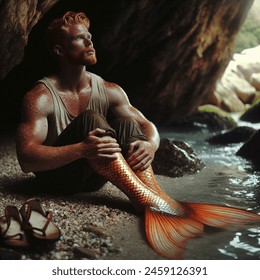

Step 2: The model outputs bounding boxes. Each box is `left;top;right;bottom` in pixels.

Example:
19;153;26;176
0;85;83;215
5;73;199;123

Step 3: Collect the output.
37;71;109;145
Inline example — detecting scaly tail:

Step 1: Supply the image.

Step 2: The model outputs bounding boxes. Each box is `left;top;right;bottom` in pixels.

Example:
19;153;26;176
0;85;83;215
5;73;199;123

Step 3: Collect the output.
86;154;260;259
145;202;260;259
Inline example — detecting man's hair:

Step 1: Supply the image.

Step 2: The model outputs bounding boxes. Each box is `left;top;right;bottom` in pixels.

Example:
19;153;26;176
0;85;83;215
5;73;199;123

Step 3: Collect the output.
45;11;90;55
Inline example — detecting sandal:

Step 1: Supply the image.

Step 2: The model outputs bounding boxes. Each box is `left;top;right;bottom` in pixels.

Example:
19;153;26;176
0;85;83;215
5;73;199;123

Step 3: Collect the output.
20;198;61;241
0;205;30;248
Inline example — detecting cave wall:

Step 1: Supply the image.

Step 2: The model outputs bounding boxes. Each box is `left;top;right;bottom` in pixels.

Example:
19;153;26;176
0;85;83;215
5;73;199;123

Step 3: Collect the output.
0;0;254;128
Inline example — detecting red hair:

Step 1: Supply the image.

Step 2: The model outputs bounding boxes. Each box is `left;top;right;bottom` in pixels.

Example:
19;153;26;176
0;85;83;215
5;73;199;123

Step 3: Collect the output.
45;11;90;55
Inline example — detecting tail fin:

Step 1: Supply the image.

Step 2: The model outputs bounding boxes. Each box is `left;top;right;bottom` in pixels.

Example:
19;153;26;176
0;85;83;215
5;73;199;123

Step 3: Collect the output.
183;202;260;228
145;203;260;259
145;207;204;259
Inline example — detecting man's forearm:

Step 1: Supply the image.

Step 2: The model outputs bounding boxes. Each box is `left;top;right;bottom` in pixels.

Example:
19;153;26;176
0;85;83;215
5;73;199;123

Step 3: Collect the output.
143;121;160;151
17;142;85;173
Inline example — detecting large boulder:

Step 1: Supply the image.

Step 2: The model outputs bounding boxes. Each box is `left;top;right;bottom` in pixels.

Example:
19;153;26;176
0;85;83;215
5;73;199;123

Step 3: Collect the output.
152;138;204;177
0;0;59;79
0;0;255;127
211;45;260;112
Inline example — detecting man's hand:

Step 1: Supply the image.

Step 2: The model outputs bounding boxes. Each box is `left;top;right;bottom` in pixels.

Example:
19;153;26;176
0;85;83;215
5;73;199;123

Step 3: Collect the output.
83;128;121;159
127;140;156;171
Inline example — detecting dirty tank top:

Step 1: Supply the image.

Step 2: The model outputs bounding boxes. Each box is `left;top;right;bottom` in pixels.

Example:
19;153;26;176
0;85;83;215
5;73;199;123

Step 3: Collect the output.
37;71;109;145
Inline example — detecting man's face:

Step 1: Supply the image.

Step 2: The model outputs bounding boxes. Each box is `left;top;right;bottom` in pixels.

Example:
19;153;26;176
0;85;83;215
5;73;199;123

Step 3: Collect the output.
58;23;97;66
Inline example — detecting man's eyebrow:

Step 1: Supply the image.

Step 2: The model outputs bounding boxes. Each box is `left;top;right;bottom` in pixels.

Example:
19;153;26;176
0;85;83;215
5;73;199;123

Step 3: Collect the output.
71;31;91;38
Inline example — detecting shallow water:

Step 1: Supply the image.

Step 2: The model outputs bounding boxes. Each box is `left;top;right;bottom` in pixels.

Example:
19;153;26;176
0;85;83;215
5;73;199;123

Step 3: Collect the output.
158;124;260;260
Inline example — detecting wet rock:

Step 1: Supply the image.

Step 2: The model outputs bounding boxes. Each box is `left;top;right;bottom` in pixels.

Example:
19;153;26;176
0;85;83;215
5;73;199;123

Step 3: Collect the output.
172;111;236;131
152;138;204;177
236;130;260;165
239;101;260;123
207;126;256;144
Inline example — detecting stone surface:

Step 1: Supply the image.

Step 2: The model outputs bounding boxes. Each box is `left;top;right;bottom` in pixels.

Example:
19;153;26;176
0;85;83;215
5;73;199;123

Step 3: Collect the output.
239;101;260;123
236;130;260;166
152;138;204;177
212;45;260;112
207;126;256;144
171;107;237;131
0;0;254;127
0;0;59;79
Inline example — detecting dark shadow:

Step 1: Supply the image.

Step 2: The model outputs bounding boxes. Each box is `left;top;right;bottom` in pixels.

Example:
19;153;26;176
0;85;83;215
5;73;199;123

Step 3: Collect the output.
1;176;136;215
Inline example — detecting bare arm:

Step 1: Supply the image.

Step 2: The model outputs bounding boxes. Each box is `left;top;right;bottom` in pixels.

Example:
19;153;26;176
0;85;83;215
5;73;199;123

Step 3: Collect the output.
16;85;120;173
106;82;160;171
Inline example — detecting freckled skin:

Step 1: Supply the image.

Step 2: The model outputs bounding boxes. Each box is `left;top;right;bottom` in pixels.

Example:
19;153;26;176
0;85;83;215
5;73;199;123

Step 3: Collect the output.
16;22;160;174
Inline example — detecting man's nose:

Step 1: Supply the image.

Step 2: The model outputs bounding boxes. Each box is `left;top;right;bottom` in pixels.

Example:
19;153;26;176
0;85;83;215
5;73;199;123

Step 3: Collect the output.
84;37;92;46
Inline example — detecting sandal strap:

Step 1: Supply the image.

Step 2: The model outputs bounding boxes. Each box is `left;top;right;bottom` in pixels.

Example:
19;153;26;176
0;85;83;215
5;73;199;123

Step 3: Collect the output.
2;232;24;241
23;211;53;237
1;206;22;237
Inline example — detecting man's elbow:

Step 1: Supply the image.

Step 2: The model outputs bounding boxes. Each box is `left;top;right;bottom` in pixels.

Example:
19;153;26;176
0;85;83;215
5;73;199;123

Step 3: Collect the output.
16;150;34;173
18;159;33;173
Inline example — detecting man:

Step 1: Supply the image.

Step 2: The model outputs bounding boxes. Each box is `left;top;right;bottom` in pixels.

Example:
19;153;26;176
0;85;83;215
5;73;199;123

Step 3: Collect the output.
16;11;160;194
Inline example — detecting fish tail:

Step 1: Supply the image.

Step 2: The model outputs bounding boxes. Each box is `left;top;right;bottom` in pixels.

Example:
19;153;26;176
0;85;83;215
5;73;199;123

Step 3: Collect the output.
145;202;260;259
183;202;260;228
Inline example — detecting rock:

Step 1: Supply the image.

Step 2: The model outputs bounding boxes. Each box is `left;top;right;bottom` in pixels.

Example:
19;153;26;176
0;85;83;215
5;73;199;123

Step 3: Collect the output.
214;63;255;110
212;45;260;112
0;0;255;127
236;130;260;165
73;247;99;259
152;138;204;177
0;0;59;79
207;126;256;144
239;101;260;123
172;105;237;131
250;73;260;91
83;225;113;239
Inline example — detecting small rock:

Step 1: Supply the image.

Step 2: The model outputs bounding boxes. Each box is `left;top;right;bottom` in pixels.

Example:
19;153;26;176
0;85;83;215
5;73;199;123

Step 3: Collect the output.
73;247;99;259
83;225;113;239
152;138;204;177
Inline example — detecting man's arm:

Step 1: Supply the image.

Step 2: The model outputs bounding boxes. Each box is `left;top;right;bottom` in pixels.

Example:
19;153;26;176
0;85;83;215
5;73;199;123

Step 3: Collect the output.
106;82;160;171
16;85;120;173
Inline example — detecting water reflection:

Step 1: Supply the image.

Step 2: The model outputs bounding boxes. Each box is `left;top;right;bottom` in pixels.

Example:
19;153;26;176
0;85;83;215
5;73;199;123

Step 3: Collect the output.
159;127;260;259
219;228;260;259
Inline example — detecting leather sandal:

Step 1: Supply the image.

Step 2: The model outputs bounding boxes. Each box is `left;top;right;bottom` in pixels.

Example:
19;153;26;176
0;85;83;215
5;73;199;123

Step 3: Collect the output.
20;198;61;241
0;205;30;248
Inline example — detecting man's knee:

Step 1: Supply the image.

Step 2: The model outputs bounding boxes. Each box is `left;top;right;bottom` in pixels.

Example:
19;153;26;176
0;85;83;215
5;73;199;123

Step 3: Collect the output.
112;117;147;147
80;110;116;137
112;116;139;128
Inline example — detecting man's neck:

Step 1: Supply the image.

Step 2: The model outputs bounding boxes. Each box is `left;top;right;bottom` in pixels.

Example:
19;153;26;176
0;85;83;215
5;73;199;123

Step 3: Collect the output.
56;64;89;92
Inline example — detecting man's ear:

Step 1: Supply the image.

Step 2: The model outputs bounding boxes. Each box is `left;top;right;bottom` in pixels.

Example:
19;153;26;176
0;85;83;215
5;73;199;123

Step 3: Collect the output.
53;45;64;57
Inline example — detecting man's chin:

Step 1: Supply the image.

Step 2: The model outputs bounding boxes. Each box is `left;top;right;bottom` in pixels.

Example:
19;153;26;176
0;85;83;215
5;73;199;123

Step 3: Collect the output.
85;57;97;66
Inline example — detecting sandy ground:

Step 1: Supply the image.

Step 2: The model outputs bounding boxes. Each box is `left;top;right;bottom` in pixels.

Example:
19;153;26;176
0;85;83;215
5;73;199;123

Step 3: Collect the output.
2;133;260;260
0;133;167;260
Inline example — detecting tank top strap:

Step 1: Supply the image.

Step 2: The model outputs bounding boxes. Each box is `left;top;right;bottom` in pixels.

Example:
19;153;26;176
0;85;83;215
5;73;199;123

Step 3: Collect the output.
88;72;109;117
37;77;74;145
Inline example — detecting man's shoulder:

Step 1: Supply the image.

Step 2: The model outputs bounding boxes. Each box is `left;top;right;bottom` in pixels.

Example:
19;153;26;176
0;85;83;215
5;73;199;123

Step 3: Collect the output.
23;81;53;112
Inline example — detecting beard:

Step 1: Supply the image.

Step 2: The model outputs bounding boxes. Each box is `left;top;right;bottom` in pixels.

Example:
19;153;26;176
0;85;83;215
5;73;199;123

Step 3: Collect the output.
65;50;97;66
